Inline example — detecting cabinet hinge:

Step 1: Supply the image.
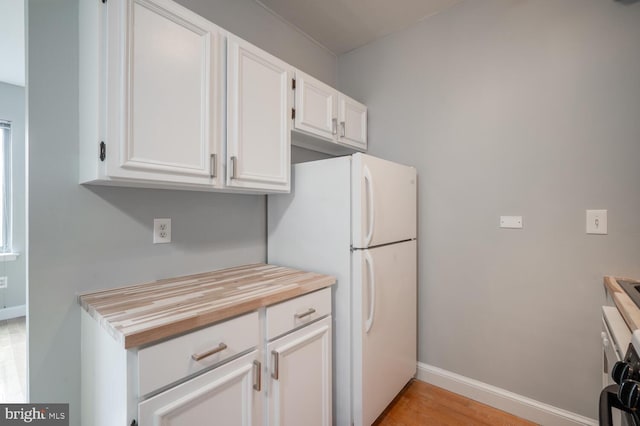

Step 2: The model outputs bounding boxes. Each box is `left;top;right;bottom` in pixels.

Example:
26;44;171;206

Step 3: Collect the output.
99;141;106;162
291;108;296;120
130;420;137;426
292;78;296;90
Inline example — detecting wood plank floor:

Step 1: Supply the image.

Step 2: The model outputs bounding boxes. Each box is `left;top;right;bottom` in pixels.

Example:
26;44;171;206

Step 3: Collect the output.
374;380;538;426
0;316;26;402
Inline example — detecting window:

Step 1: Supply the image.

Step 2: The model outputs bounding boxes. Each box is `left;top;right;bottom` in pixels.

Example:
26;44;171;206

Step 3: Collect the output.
0;121;11;253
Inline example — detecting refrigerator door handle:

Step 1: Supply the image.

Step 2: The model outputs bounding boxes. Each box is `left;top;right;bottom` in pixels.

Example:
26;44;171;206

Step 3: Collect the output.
363;165;375;247
364;250;376;333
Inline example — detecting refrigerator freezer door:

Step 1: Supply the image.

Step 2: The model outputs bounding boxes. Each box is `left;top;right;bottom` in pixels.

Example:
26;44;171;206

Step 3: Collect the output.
352;240;417;426
352;154;417;248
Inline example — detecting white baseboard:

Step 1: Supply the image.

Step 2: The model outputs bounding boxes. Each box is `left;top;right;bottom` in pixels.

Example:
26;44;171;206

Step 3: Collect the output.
416;362;597;426
0;305;26;321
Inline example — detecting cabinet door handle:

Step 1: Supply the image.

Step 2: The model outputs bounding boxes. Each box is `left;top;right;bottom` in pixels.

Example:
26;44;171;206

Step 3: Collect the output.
294;308;316;320
230;156;237;179
271;350;280;380
210;154;217;178
253;360;262;391
332;118;338;135
340;121;346;138
191;343;227;361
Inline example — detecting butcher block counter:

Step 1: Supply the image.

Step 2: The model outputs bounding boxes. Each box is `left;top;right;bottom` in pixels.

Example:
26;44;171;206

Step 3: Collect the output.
79;263;336;349
604;276;640;331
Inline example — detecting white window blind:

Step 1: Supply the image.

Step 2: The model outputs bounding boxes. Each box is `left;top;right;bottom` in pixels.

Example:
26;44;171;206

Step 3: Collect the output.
0;121;12;252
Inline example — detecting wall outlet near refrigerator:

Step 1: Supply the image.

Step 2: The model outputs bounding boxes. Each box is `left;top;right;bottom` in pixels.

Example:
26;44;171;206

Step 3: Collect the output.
586;210;607;235
153;218;171;244
500;216;523;229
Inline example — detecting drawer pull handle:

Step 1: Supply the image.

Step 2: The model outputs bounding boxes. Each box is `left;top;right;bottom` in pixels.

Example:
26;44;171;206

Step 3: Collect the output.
253;360;262;391
191;343;227;361
294;308;316;320
271;350;280;380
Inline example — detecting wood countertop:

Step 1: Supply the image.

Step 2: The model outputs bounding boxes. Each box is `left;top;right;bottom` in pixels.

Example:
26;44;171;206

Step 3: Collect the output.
79;263;336;349
604;276;640;331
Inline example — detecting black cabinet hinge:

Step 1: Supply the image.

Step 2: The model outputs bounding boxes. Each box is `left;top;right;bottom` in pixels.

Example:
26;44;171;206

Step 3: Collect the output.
291;108;296;120
292;78;296;90
99;141;106;161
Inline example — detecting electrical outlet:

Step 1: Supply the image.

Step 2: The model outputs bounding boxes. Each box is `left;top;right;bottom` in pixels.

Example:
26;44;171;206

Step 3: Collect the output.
153;218;171;244
500;216;523;229
0;277;8;289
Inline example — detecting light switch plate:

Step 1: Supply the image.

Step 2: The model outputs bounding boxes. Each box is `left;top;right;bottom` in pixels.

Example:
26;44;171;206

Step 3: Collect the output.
586;210;607;234
500;216;523;229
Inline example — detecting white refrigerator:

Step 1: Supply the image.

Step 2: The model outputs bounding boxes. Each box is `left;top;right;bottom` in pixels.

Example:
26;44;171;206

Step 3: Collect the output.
268;153;417;426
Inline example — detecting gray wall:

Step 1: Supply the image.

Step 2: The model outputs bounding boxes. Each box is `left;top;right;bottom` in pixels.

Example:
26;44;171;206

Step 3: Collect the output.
28;0;336;423
0;82;26;309
338;0;640;418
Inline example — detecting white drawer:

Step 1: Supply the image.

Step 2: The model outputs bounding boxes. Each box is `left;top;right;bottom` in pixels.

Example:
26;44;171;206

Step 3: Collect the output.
266;288;331;340
137;311;259;396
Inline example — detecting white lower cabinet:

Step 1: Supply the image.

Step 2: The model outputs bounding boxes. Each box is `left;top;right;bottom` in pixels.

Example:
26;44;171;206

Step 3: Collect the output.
81;290;332;426
266;316;332;426
139;351;262;426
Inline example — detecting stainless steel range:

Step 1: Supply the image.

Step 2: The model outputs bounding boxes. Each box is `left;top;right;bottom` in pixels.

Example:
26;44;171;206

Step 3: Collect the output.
600;330;640;426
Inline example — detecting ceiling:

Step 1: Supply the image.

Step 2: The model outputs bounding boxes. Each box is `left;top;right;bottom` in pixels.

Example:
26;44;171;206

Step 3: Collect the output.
256;0;462;55
0;0;25;86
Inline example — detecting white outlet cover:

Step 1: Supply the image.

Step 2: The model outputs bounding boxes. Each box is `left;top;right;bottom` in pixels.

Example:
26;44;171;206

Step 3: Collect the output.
153;218;171;244
0;277;7;289
500;216;523;229
586;210;607;235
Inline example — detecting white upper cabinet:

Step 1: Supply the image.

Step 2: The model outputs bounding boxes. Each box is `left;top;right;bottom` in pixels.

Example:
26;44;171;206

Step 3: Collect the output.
80;0;225;190
338;94;367;151
293;71;337;142
292;70;367;155
80;0;364;193
226;36;292;193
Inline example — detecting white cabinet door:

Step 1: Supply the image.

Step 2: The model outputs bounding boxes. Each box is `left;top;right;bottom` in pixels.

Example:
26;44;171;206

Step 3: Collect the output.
227;35;292;193
138;351;262;426
293;71;337;141
104;0;224;187
338;94;367;151
267;316;332;426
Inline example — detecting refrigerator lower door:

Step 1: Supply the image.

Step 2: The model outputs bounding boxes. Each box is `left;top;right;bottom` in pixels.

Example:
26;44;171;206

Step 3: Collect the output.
352;153;417;249
352;240;417;426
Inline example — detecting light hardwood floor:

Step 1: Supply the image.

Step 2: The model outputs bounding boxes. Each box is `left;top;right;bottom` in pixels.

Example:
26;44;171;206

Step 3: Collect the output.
0;316;26;402
374;380;538;426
